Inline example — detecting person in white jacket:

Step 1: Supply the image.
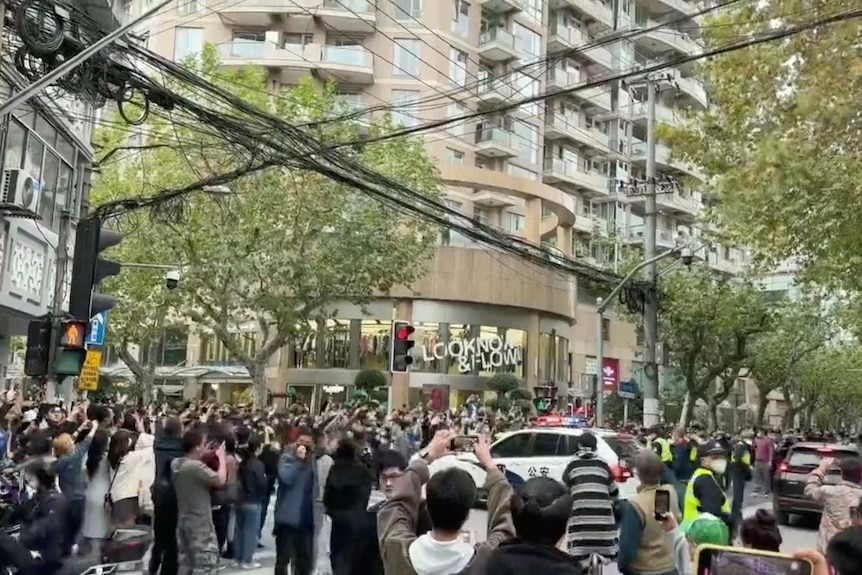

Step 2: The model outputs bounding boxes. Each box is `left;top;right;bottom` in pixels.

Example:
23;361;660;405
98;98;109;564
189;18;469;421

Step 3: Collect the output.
108;425;155;527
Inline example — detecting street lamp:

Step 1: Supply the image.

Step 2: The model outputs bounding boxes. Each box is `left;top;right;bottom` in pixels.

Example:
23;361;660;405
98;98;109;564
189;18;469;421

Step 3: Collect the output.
594;241;700;427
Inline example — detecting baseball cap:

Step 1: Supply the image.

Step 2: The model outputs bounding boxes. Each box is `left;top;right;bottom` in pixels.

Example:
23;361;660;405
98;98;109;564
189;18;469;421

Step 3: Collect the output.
680;513;729;546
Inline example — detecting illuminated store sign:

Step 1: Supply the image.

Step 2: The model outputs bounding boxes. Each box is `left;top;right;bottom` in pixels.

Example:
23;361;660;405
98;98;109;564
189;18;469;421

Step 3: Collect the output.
420;335;523;374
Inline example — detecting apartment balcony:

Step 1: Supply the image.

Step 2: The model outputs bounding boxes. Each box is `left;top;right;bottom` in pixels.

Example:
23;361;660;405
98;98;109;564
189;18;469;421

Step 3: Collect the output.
560;0;614;29
581;41;613;71
631;101;678;126
476;74;513;105
319;0;377;34
548;22;585;52
217;41;317;83
572;85;612;113
218;0;286;26
542;158;609;197
472;190;517;207
631;141;705;182
709;253;740;275
475;0;525;13
653;0;700;18
544;113;610;151
478;29;521;62
636;23;701;57
573;213;596;234
319;45;374;84
676;74;708;108
623;225;676;249
475;128;519;158
628;188;702;221
546;66;580;91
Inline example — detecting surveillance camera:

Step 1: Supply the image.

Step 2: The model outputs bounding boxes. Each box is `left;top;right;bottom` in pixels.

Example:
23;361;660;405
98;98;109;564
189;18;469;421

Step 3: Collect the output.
681;247;693;266
165;270;181;290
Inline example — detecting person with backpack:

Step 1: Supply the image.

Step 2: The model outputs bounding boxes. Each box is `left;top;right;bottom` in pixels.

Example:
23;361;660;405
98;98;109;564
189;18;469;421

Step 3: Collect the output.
149;416;185;575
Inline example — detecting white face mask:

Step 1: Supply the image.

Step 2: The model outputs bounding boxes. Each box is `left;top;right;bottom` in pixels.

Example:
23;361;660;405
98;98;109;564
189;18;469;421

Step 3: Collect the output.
710;459;728;475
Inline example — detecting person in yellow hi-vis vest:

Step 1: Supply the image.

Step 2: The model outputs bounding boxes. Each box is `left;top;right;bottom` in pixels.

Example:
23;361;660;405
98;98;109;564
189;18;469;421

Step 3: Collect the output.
728;431;753;526
683;440;733;542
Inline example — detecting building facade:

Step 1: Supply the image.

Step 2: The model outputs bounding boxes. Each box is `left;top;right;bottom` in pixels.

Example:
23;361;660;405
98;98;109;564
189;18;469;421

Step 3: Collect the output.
116;0;743;408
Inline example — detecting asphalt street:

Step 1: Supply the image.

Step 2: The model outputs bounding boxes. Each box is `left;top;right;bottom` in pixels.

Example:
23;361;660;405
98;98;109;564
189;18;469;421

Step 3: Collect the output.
213;486;814;575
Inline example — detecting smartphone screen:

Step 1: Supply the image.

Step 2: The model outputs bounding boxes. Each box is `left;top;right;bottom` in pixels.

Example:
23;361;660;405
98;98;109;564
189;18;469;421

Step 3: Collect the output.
654;489;670;518
696;547;813;575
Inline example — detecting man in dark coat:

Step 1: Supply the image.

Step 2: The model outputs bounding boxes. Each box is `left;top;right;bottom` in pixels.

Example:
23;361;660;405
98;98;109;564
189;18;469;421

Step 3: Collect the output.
148;416;185;575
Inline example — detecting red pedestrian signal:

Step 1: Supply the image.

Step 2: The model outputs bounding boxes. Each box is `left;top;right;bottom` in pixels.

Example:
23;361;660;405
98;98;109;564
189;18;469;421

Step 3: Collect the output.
59;320;88;349
390;320;416;373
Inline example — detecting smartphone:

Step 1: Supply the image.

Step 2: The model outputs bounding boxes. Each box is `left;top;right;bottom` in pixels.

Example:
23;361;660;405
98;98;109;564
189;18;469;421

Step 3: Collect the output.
654;489;671;520
450;436;477;452
695;545;814;575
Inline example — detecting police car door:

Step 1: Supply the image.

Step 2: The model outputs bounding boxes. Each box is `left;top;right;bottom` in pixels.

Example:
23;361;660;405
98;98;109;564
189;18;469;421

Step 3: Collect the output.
489;431;535;489
525;431;567;482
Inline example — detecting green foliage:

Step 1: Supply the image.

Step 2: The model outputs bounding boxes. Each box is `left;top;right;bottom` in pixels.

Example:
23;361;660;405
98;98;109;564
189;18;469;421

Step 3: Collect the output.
486;373;528;413
658;268;769;427
91;45;442;408
661;0;862;290
604;390;643;425
353;369;388;392
746;296;833;425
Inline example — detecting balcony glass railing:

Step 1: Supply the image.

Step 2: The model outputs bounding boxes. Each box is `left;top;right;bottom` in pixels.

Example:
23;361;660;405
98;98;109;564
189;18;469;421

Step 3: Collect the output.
548;67;579;86
479;28;517;50
477;74;512;97
551;23;583;44
476;127;514;147
323;0;374;13
322;45;371;67
221;40;265;58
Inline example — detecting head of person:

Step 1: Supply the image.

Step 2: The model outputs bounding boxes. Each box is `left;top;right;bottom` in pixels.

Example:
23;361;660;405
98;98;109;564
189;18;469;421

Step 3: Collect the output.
52;433;75;458
647;425;661;440
425;467;476;538
162;416;183;438
680;513;730;558
633;450;664;487
739;509;782;552
107;429;134;470
47;405;65;424
671;427;685;443
238;434;262;465
27;431;52;457
699;441;728;475
376;449;408;497
296;426;314;452
510;476;572;547
24;458;58;493
840;457;862;485
577;431;597;453
827;525;862;575
182;428;206;458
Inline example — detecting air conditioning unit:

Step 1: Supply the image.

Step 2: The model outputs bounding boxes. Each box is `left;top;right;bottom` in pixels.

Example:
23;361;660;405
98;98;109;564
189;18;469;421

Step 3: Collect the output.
1;169;40;212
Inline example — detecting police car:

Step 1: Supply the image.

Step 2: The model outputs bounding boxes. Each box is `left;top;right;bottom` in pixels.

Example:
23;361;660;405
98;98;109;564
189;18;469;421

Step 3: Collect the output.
428;416;643;507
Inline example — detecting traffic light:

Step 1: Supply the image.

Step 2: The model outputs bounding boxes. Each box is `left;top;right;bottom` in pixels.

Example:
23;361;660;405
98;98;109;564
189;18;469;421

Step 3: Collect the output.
533;384;558;413
69;217;123;320
389;320;415;374
24;318;52;377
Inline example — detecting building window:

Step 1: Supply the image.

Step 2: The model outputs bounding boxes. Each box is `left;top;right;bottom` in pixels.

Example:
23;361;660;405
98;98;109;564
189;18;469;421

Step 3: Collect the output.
174;26;204;61
474;207;489;223
3;119;26;171
391;89;419;127
507;163;537;181
505;212;525;231
201;332;258;365
393;39;420;76
39;150;59;226
178;0;198;14
394;0;422;20
141;327;189;366
446;148;465;166
359;320;392;370
451;0;469;37
450;49;468;86
513;22;541;64
602;317;611;341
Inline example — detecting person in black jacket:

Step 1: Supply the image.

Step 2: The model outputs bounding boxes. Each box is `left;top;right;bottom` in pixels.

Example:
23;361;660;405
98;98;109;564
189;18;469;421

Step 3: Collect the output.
323;439;373;575
0;458;69;575
148;416;185;575
258;437;280;544
235;435;268;568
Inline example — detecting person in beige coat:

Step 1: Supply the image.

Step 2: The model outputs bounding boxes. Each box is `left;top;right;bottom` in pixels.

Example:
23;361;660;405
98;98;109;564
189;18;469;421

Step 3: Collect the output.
804;455;862;553
377;430;515;575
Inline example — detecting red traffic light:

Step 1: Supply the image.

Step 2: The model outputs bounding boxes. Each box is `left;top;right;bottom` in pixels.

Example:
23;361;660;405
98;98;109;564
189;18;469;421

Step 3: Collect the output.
59;320;88;349
396;325;415;340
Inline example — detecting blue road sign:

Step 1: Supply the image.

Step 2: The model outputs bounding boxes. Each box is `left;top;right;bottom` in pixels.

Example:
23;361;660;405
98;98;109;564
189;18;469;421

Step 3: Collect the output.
86;311;108;346
618;379;637;399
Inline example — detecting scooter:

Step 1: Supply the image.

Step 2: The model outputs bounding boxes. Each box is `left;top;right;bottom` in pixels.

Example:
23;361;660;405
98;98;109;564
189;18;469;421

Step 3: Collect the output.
56;526;152;575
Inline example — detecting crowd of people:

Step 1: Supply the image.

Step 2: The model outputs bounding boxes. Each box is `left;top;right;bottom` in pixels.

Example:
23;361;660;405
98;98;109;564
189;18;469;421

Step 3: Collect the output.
0;390;856;575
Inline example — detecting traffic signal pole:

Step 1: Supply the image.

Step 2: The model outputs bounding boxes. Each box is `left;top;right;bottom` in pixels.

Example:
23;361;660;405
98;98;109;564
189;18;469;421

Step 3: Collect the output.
45;210;71;403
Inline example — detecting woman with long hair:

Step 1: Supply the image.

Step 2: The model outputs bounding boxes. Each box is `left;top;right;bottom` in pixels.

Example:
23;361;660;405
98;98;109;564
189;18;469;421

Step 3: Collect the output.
107;423;155;528
235;435;267;568
81;427;112;553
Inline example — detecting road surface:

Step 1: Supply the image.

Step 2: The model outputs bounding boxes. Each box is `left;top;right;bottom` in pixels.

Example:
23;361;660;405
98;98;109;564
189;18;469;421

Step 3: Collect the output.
216;488;817;575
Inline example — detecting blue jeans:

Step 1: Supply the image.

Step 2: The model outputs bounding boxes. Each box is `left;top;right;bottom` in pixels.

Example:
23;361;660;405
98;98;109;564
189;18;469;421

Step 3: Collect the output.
234;503;262;565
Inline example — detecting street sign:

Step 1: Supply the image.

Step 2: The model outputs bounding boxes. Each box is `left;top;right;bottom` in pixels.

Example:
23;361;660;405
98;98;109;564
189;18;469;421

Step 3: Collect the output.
618;379;638;400
86;312;108;346
78;349;102;391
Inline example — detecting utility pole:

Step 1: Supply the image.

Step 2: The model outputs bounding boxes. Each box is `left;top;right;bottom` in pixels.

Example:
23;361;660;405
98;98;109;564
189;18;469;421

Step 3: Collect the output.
45;210;71;403
643;77;660;427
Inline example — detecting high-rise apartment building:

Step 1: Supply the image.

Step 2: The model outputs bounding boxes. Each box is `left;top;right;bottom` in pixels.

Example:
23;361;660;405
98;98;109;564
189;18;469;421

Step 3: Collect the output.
114;0;742;408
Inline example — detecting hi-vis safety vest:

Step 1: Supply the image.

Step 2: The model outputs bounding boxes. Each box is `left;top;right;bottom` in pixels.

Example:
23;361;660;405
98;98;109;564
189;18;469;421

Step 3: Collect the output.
683;467;731;522
647;437;673;463
732;442;751;466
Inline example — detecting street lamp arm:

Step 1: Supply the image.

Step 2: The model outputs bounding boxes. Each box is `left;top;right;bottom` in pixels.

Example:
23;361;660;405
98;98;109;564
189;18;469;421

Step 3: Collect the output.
121;262;182;270
598;246;680;314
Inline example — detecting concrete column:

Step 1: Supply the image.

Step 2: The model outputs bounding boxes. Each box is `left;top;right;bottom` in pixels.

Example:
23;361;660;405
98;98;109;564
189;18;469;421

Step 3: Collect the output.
557;225;573;257
390;299;413;409
525;312;540;387
524;199;542;244
182;376;199;401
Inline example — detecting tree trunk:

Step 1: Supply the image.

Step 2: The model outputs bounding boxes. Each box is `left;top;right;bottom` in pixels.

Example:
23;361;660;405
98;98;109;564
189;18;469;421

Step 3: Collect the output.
782;406;797;429
707;399;719;433
678;391;694;428
249;363;268;411
756;395;769;427
142;367;155;406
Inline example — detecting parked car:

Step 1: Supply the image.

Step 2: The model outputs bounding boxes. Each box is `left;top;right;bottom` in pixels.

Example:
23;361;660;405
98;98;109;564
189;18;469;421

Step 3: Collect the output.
428;426;643;508
772;442;860;524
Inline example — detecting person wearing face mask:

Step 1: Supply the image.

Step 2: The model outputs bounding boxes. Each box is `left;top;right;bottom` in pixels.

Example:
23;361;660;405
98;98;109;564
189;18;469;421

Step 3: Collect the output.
682;441;732;539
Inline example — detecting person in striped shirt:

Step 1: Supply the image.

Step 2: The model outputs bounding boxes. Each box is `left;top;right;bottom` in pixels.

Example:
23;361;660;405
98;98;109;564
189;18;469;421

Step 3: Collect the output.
562;431;620;568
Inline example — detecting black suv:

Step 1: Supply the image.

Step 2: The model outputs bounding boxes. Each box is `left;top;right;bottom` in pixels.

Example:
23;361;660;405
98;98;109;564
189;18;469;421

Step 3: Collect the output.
773;442;859;525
